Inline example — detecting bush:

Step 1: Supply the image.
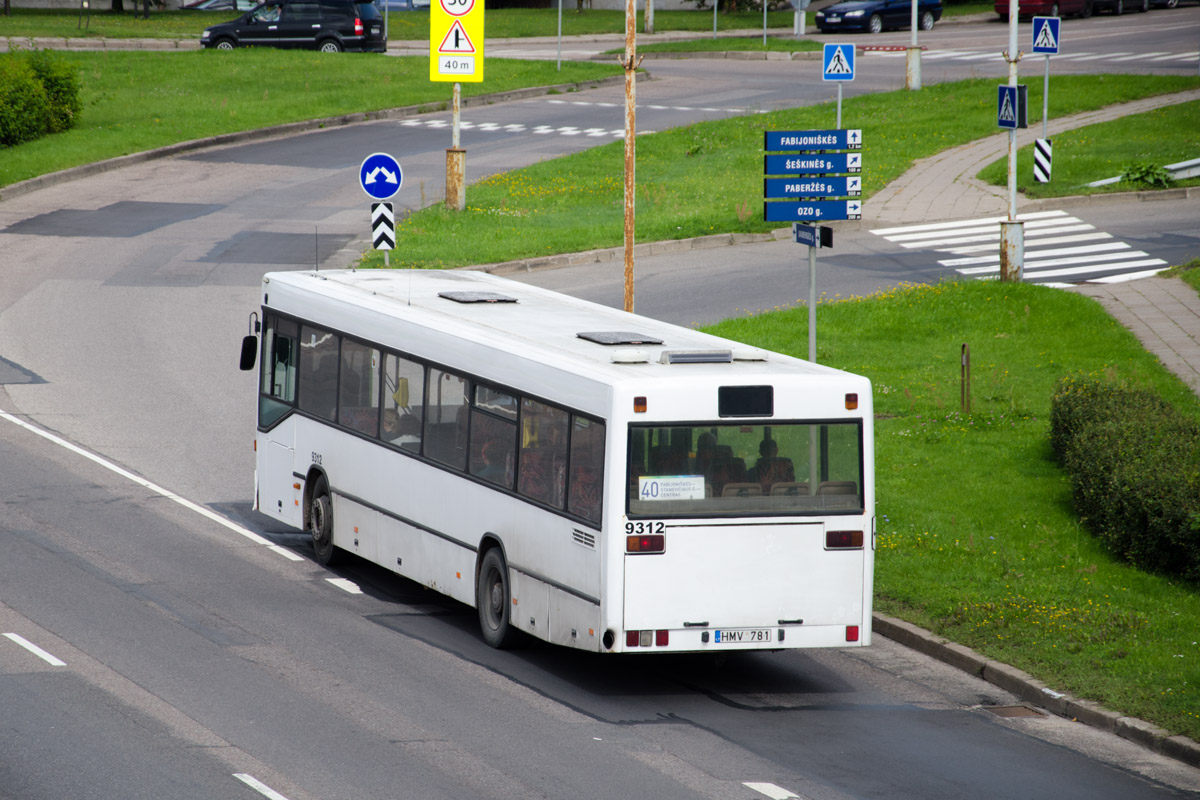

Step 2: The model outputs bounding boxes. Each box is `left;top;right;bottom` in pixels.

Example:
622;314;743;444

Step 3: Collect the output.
0;49;82;147
0;55;51;147
1051;375;1200;582
27;49;83;134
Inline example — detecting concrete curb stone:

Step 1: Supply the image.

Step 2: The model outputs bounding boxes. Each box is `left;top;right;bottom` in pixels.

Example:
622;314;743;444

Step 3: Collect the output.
872;612;1200;769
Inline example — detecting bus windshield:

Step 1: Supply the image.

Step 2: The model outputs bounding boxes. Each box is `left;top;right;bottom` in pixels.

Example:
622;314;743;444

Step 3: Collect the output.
627;421;863;518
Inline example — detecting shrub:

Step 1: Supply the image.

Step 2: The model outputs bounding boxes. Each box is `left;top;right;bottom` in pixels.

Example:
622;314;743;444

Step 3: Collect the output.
26;49;83;134
0;54;51;147
1051;376;1200;582
0;49;82;147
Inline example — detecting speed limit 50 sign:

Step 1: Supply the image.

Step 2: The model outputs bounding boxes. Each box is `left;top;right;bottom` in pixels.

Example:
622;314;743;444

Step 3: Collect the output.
430;0;484;83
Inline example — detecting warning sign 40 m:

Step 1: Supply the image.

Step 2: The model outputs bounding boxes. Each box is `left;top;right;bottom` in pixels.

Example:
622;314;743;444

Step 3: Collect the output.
430;0;484;82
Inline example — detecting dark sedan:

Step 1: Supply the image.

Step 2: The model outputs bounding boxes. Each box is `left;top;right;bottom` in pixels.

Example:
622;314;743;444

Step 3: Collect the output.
815;0;943;32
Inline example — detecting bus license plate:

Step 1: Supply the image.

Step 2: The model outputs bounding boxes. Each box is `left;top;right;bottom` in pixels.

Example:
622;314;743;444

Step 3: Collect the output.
714;628;772;644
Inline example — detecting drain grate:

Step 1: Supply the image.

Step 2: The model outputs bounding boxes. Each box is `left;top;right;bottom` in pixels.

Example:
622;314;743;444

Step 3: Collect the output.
984;705;1045;718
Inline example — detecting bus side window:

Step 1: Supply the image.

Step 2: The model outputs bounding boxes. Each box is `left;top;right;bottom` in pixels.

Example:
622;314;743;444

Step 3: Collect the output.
517;399;569;508
568;417;605;524
381;353;425;453
469;385;517;489
298;325;339;422
424;368;468;469
337;338;380;437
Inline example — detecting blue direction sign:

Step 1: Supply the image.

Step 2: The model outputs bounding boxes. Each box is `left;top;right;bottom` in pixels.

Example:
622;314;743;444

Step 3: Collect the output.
1031;16;1060;55
764;199;862;222
359;152;403;200
764;152;862;175
793;223;833;249
765;129;862;152
823;43;855;81
764;176;861;199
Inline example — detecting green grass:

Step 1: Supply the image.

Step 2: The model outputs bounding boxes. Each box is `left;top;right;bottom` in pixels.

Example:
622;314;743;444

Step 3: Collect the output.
360;74;1200;269
978;99;1200;198
704;279;1200;741
1167;258;1200;296
0;50;620;189
0;7;803;41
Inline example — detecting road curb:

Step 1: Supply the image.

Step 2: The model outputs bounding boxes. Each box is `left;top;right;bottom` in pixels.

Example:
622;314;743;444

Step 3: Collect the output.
0;74;634;203
871;613;1200;769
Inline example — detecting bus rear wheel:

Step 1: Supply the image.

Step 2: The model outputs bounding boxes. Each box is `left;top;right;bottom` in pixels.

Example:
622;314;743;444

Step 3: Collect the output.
309;477;338;565
477;549;517;649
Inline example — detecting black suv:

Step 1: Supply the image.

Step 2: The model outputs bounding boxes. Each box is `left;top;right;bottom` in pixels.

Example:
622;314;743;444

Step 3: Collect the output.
201;0;386;53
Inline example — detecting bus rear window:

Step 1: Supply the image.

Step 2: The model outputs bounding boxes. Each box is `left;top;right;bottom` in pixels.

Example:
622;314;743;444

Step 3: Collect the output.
627;422;863;517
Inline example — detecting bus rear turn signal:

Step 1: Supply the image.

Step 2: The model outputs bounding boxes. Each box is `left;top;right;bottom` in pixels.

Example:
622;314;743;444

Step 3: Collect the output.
626;534;665;554
826;530;864;549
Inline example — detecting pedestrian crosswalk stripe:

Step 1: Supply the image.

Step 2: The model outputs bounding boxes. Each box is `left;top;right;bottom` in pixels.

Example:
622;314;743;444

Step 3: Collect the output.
872;212;1170;285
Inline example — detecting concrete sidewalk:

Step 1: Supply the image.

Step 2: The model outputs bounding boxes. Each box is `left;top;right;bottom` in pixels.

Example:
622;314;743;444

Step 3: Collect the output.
869;88;1200;400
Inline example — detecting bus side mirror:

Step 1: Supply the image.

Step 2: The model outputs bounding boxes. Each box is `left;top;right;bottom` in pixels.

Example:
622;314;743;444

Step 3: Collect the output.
240;335;258;371
240;312;260;371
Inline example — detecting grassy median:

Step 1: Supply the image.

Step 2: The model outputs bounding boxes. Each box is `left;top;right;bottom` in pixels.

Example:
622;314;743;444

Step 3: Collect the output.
706;279;1200;741
0;49;621;189
361;74;1200;269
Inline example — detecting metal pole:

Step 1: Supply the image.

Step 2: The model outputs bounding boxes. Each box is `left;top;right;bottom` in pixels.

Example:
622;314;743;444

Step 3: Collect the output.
906;0;921;90
557;0;562;71
808;244;817;363
713;0;717;39
1042;54;1049;140
763;0;767;47
646;0;654;34
836;82;842;129
622;0;639;313
999;0;1023;282
452;82;461;150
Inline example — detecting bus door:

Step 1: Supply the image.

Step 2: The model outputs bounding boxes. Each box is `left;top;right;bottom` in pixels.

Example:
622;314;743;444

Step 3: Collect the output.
257;315;302;526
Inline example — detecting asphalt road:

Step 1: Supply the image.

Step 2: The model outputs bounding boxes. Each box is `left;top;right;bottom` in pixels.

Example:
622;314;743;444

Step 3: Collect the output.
2;11;1200;799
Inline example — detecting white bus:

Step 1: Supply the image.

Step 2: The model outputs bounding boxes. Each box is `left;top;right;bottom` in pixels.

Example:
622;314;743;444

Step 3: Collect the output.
241;269;874;653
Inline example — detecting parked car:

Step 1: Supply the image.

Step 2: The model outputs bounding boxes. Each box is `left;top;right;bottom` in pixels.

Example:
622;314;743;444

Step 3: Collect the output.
1091;0;1149;12
815;0;943;33
993;0;1092;16
201;0;386;53
1150;0;1197;7
374;0;429;10
183;0;259;11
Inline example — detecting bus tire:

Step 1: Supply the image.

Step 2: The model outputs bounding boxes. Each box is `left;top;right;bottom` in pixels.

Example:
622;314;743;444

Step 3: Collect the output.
477;548;517;649
309;477;338;566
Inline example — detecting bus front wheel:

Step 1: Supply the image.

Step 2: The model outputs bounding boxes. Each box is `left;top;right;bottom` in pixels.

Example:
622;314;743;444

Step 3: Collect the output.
309;478;338;565
477;549;517;649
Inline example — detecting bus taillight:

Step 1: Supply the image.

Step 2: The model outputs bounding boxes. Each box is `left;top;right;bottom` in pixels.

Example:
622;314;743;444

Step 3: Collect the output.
826;530;863;549
626;534;665;554
625;629;669;647
846;625;860;642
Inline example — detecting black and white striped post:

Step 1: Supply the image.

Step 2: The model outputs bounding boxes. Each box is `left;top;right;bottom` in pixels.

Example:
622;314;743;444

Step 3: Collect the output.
372;202;395;267
1034;138;1052;184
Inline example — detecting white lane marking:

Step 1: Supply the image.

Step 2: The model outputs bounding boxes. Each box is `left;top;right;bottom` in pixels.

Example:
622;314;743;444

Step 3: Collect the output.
870;209;1067;235
233;773;292;800
0;409;285;553
326;578;363;595
3;633;66;667
744;782;802;800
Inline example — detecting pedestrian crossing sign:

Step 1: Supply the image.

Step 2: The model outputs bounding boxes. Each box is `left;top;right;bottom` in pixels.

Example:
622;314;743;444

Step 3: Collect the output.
823;43;855;82
1031;15;1060;55
997;84;1028;130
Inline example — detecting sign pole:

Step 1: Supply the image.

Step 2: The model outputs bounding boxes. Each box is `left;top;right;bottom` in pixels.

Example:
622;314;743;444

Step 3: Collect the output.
557;0;562;71
1000;0;1023;282
808;243;817;363
621;0;641;313
1042;55;1049;140
906;0;921;90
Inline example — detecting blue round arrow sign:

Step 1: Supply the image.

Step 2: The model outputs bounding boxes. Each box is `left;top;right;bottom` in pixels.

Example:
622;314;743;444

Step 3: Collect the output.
359;152;403;200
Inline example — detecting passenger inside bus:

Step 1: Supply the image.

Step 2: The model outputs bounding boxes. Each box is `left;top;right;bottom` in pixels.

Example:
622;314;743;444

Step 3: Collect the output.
751;438;794;494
